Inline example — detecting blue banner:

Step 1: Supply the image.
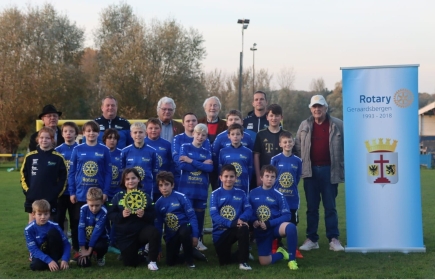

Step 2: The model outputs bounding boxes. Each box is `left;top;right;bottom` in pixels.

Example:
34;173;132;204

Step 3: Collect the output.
341;65;425;253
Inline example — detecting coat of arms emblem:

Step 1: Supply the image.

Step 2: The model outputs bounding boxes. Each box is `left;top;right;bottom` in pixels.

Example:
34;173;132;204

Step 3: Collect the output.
365;138;398;186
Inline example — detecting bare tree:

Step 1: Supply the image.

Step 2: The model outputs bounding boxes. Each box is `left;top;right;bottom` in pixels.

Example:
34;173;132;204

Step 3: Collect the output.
309;77;326;93
276;67;296;92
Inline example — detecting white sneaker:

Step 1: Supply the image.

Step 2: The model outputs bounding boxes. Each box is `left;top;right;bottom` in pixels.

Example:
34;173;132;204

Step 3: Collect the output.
299;239;319;251
148;261;159;271
196;238;208;251
329;238;344;251
239;263;252;270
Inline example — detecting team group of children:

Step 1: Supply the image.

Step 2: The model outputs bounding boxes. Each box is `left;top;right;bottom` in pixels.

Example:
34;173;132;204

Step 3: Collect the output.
21;104;303;272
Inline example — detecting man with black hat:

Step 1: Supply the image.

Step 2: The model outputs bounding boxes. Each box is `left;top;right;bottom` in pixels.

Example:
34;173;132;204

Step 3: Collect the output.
29;105;65;152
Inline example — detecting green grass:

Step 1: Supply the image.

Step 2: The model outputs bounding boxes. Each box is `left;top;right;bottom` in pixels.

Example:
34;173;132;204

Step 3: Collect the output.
1;161;434;278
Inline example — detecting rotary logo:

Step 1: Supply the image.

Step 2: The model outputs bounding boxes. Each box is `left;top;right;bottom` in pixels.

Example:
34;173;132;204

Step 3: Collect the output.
279;172;293;188
190;170;202;176
394;88;413;108
165;213;179;231
365;138;398;186
256;205;271;221
112;165;118;180
123;190;147;214
83;161;98;177
134;166;145;180
220;205;236;221
231;162;242;177
86;226;94;241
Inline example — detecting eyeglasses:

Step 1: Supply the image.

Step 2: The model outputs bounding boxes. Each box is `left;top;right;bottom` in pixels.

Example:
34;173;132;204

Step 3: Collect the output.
43;114;59;118
159;107;174;112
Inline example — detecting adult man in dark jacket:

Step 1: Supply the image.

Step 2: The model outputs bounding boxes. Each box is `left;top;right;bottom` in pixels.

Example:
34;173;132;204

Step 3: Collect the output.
94;96;132;149
243;90;269;136
29;105;65;152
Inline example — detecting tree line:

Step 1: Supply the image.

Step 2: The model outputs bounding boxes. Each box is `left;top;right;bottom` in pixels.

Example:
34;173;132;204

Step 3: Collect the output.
1;3;434;153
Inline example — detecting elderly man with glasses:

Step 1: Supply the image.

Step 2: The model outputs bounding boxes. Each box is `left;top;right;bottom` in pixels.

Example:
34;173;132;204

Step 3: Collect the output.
156;97;184;143
29;104;65;151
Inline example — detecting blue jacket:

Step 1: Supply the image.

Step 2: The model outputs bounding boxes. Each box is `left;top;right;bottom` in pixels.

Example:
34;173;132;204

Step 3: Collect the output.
155;191;199;242
210;187;252;243
178;143;213;201
78;204;108;247
24;221;70;263
249;186;291;237
68;143;112;201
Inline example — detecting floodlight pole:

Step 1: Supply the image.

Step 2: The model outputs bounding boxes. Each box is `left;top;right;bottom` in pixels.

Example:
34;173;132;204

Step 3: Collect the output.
250;43;257;94
237;19;249;111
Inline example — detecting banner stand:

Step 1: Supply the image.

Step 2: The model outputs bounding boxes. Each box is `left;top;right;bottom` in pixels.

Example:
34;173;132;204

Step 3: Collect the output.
341;64;425;253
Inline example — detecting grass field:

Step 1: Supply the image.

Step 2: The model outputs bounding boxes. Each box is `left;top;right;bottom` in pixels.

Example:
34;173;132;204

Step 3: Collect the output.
1;162;434;278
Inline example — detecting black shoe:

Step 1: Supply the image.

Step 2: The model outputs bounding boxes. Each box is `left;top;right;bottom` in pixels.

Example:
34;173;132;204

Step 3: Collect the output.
192;248;208;262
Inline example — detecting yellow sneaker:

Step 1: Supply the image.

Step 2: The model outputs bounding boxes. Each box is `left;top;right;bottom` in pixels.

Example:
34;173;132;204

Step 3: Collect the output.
288;260;298;270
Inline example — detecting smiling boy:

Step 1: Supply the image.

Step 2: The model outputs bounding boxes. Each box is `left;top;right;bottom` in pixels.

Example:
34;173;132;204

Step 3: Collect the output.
253;104;287;186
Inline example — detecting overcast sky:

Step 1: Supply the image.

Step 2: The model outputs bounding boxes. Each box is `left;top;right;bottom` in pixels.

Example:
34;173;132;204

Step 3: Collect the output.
4;0;435;93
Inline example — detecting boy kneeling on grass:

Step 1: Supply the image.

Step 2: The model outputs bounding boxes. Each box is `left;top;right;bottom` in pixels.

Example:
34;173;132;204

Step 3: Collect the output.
249;165;299;270
25;199;70;271
154;171;199;268
75;187;109;267
210;164;253;270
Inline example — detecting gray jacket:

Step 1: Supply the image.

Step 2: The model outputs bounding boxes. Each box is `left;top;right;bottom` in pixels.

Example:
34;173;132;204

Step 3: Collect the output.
294;114;344;184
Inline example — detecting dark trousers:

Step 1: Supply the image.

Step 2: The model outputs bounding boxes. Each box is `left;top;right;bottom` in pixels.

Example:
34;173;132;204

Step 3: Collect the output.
55;195;74;231
121;225;160;267
77;239;109;267
214;226;250;265
304;165;339;242
210;171;219;191
70;201;86;251
166;224;193;266
30;229;63;271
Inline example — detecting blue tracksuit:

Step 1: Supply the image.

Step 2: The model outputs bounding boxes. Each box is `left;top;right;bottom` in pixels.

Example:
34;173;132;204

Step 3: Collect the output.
55;143;78;196
24;221;70;263
209;187;252;243
172;133;211;185
270;153;302;210
68;143;112;202
212;130;254;169
145;136;173;194
218;145;253;194
249;186;291;238
78;204;108;247
154;191;199;242
178;143;213;201
121;144;159;196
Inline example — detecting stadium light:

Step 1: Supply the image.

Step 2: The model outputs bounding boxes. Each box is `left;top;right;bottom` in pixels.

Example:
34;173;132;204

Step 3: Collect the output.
237;18;250;111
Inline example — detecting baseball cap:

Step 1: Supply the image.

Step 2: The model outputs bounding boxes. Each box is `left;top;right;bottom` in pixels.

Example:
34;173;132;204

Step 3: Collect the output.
308;95;328;108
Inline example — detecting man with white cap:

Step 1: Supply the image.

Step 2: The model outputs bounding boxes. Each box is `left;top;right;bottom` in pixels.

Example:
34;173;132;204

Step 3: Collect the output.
295;95;345;252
